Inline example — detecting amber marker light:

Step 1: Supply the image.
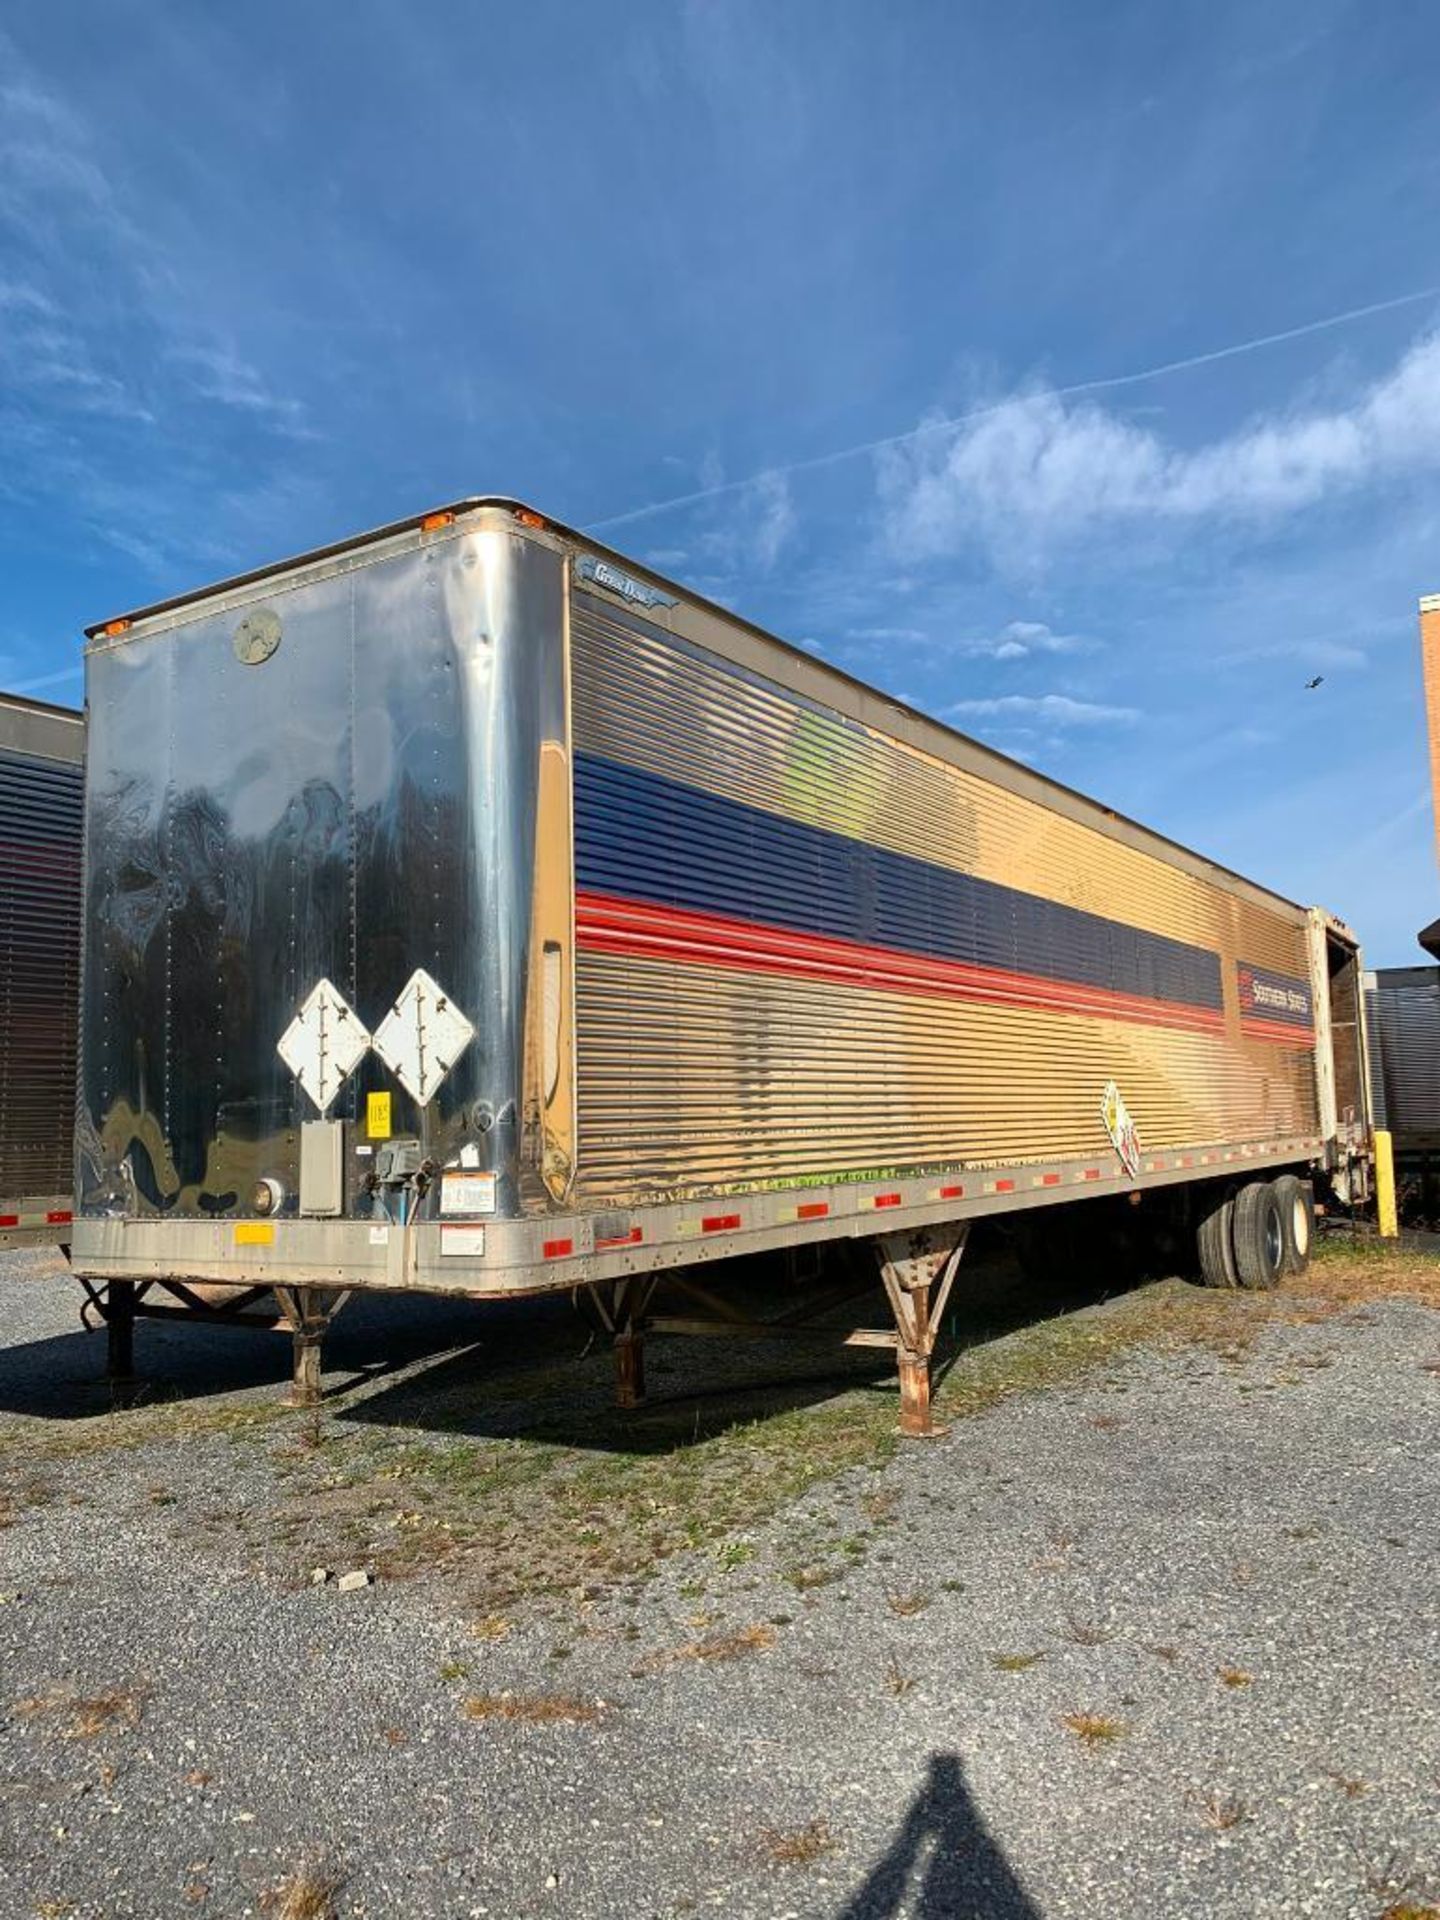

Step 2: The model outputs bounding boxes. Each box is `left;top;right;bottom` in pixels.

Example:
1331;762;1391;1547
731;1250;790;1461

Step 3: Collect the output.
103;619;130;638
421;510;455;532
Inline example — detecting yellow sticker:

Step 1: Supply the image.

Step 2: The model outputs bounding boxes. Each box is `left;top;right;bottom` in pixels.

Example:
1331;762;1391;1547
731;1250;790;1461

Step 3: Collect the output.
234;1221;275;1246
367;1091;392;1139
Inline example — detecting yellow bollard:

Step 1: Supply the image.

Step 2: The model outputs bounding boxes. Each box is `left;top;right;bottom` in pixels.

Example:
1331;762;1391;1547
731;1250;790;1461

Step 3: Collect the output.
1374;1129;1399;1239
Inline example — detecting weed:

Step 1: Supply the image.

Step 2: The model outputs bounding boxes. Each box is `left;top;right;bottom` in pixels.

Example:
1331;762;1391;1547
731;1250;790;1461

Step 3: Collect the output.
1061;1712;1125;1748
470;1614;511;1642
884;1652;915;1697
1064;1618;1111;1647
714;1539;756;1571
1089;1413;1124;1431
463;1693;604;1725
1193;1791;1247;1831
861;1489;899;1525
633;1623;777;1675
1320;1767;1368;1798
1218;1667;1253;1689
1378;1905;1440;1920
14;1684;149;1741
756;1819;838;1867
1146;1644;1180;1663
940;1579;964;1594
784;1564;838;1592
260;1856;344;1920
992;1652;1045;1673
437;1659;471;1683
886;1590;931;1618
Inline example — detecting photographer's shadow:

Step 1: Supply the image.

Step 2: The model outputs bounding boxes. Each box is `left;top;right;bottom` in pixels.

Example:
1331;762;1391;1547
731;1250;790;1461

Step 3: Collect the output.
839;1753;1040;1920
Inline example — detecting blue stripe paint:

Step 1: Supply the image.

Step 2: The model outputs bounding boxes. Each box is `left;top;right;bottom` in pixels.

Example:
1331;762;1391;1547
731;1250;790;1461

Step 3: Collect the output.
574;752;1223;1013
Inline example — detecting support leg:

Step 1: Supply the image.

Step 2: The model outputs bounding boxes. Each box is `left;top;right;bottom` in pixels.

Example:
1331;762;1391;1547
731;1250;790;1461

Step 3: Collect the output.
276;1286;341;1409
615;1327;646;1410
106;1279;136;1385
875;1226;969;1438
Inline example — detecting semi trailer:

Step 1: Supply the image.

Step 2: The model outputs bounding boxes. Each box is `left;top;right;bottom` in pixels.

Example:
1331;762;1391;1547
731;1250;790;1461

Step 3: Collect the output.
0;693;83;1251
72;500;1371;1429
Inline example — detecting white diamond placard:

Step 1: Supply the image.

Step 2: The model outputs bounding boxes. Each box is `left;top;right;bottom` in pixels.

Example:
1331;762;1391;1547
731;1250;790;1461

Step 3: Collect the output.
277;978;371;1114
372;969;475;1107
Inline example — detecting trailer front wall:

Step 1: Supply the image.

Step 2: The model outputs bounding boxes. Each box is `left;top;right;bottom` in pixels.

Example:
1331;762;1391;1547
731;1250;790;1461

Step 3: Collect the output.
570;591;1318;1203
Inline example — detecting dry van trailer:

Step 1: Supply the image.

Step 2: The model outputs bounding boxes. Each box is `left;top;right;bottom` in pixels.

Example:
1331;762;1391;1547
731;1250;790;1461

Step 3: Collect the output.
73;500;1370;1428
0;694;83;1251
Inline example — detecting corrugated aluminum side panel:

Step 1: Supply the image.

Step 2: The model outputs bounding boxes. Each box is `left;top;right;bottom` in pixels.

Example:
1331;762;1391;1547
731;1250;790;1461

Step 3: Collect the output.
1364;966;1440;1138
570;592;1318;1204
0;733;84;1200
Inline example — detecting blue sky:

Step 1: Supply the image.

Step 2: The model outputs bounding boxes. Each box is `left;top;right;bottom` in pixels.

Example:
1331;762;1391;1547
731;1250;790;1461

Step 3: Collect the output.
3;1;1439;962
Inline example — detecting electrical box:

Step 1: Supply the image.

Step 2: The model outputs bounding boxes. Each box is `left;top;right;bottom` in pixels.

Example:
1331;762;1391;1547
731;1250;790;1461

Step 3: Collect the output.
299;1120;345;1216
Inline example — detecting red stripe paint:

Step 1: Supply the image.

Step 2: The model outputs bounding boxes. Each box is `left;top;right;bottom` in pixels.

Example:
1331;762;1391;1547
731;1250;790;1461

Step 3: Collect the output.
597;1227;643;1248
46;1209;72;1225
1239;1019;1315;1047
702;1214;741;1233
575;893;1228;1038
542;1238;574;1259
796;1202;829;1220
873;1192;902;1209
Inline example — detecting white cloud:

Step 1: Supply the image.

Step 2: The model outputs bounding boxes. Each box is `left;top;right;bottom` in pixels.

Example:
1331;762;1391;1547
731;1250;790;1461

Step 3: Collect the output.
944;693;1141;727
880;330;1440;559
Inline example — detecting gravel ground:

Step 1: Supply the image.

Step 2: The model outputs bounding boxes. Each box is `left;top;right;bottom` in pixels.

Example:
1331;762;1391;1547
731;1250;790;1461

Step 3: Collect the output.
0;1244;1436;1919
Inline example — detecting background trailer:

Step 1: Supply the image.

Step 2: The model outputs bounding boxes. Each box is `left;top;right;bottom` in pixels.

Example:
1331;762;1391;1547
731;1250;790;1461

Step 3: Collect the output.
73;501;1370;1430
0;694;83;1251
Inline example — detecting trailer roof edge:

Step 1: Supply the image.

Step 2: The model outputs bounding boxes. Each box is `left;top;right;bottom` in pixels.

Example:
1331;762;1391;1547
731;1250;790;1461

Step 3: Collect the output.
84;494;1317;922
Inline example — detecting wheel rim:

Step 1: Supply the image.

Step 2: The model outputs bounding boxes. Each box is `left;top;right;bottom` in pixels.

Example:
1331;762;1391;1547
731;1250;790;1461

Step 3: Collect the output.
1292;1193;1310;1259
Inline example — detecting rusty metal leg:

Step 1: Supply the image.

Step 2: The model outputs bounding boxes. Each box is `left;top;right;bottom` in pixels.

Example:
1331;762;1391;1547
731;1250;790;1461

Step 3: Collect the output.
106;1279;136;1384
875;1226;969;1438
276;1286;340;1408
615;1327;646;1409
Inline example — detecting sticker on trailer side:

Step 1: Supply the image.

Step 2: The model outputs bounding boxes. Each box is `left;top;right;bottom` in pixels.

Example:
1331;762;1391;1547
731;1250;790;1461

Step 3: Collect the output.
441;1225;486;1257
440;1172;497;1215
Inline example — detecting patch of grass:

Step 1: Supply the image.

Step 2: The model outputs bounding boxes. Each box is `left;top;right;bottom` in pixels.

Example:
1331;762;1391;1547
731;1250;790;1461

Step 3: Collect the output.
756;1819;838;1868
861;1488;900;1525
714;1539;756;1570
633;1623;777;1675
1378;1906;1440;1920
784;1563;838;1592
14;1683;149;1740
259;1857;344;1920
437;1659;471;1683
1218;1666;1254;1689
1061;1712;1125;1748
470;1614;512;1642
462;1692;604;1725
992;1651;1045;1673
885;1590;931;1618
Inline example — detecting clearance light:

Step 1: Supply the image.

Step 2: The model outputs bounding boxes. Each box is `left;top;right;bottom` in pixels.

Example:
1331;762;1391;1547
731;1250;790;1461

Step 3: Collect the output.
515;509;545;529
421;511;455;533
103;619;130;638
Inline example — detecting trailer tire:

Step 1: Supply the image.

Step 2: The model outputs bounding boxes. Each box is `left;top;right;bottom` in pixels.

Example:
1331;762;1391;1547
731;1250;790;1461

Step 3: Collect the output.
1232;1181;1285;1290
1196;1189;1239;1289
1272;1174;1314;1275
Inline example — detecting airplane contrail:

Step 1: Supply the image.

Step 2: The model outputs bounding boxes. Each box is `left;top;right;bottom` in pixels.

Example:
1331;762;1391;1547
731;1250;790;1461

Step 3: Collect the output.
585;285;1440;535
